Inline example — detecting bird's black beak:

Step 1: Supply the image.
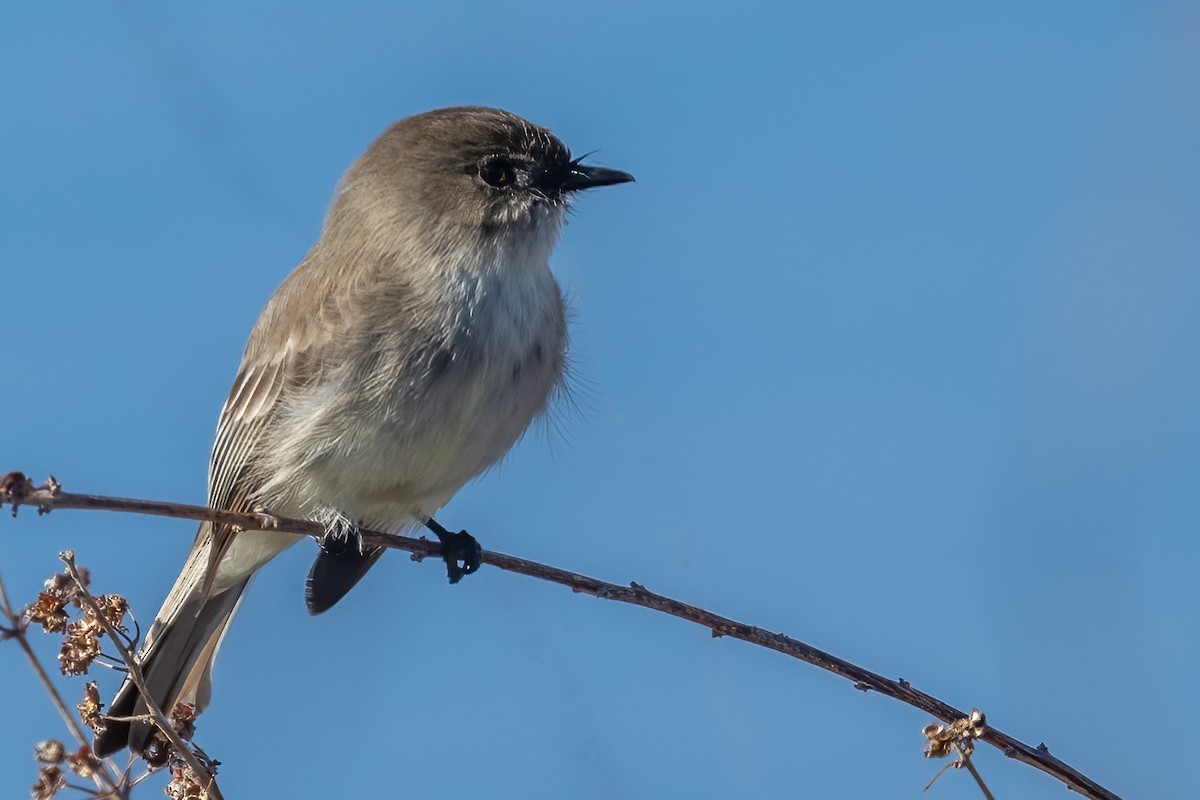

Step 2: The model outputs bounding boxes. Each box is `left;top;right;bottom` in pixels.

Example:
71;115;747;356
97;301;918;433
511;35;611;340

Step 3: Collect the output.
562;163;635;191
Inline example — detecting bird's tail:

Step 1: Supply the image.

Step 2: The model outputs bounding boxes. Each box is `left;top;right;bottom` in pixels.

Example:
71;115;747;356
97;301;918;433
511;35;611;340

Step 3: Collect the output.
93;522;255;758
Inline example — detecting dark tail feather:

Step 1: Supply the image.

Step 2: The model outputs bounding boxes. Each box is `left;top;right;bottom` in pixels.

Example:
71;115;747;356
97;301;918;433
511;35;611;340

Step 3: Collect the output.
93;579;248;758
94;521;297;757
306;545;384;615
94;680;137;757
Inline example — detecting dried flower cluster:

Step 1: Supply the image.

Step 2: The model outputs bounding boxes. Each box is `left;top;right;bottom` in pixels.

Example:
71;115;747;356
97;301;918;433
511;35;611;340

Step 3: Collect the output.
26;570;91;631
66;745;102;779
31;739;104;799
31;763;65;800
164;743;220;800
6;558;225;799
32;738;67;798
923;708;987;760
165;764;208;800
77;681;105;734
142;703;201;768
24;568;129;676
25;591;70;634
172;703;198;743
137;701;221;798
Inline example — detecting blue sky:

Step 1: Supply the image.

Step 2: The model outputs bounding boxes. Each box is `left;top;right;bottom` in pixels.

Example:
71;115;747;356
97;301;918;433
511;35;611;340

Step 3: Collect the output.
2;3;1198;798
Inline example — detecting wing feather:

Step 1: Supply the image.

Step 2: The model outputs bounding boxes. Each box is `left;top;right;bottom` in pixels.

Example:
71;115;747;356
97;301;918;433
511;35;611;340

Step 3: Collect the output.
198;257;352;589
202;334;319;589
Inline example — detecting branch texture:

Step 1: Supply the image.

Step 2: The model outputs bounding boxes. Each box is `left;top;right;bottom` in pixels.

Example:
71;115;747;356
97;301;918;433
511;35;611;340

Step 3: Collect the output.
0;471;1121;800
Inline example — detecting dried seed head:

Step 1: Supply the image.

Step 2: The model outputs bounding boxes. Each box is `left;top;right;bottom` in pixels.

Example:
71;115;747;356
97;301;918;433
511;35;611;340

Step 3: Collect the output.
58;618;102;676
922;723;953;758
44;567;90;607
26;592;69;634
32;765;65;800
166;762;211;800
922;709;987;760
78;682;105;733
93;594;129;633
65;746;101;779
33;740;65;765
172;703;198;741
55;592;129;675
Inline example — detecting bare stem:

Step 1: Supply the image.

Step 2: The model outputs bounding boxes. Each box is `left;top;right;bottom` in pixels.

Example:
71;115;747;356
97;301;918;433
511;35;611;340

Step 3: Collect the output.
962;752;997;800
1;473;1121;800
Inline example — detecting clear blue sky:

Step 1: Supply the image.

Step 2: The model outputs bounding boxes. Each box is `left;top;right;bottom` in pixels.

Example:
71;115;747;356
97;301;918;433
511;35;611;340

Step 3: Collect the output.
3;3;1197;798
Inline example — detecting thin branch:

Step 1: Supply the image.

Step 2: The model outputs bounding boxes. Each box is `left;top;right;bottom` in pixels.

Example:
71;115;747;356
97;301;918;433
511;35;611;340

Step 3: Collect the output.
0;472;1121;800
962;753;997;800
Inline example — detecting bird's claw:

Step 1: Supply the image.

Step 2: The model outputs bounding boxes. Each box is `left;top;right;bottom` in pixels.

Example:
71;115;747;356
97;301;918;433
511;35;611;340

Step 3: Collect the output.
434;528;481;584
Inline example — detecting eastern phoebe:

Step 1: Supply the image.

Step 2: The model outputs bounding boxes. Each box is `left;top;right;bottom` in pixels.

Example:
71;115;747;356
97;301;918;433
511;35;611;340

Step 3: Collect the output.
94;106;632;757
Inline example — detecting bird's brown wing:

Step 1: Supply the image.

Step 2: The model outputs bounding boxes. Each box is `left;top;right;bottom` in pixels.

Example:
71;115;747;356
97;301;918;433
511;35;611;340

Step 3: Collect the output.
202;311;338;591
200;350;292;590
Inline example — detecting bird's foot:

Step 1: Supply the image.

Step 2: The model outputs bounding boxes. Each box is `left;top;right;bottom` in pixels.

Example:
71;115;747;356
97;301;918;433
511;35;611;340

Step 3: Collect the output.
426;519;481;584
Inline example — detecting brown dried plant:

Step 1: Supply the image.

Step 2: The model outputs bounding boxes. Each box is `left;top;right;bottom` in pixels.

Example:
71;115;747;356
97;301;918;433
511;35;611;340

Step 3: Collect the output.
1;556;222;800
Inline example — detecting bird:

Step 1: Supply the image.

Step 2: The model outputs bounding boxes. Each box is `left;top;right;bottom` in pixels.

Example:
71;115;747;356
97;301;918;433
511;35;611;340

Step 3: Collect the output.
93;106;633;757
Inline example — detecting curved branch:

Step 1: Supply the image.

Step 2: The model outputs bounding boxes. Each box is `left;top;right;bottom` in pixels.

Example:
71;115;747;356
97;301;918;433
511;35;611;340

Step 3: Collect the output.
0;471;1121;800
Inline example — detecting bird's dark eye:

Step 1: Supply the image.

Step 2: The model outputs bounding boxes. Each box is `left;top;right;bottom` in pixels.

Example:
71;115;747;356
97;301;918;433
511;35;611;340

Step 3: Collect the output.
478;158;515;188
